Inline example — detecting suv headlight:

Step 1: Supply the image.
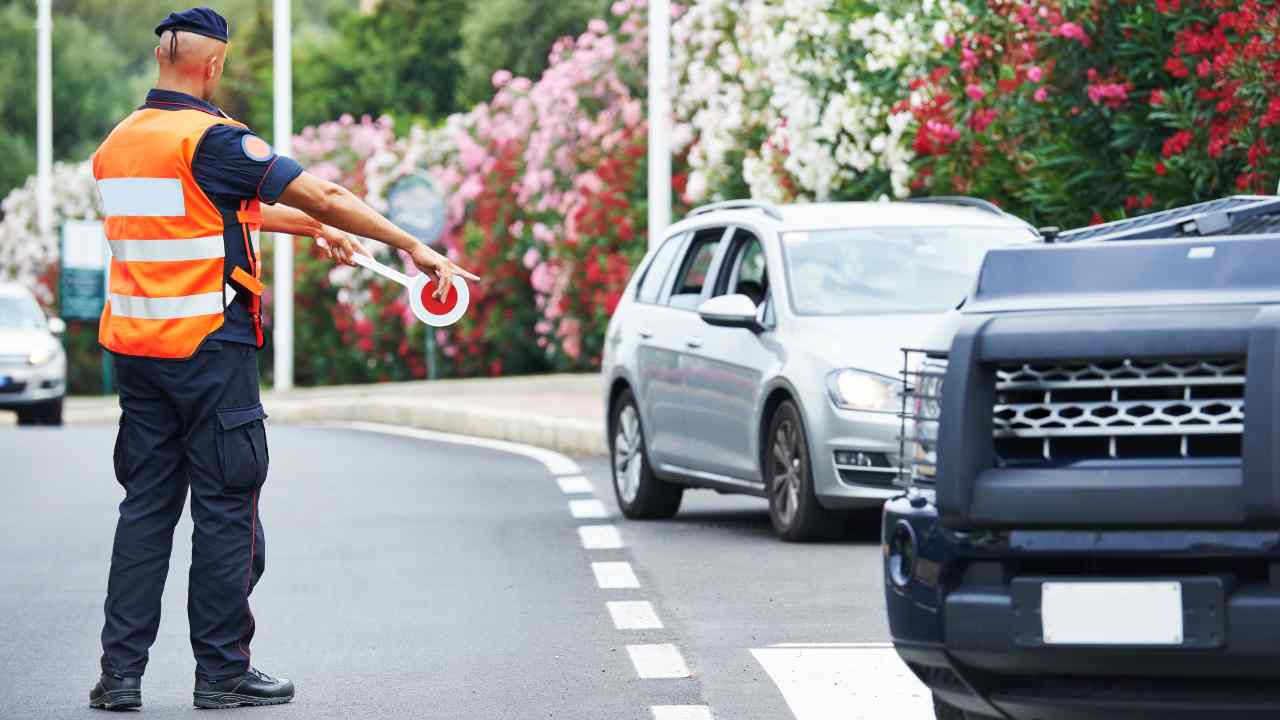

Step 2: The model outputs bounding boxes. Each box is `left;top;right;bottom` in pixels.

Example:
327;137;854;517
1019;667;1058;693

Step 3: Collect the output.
827;368;902;412
905;355;948;484
29;343;58;366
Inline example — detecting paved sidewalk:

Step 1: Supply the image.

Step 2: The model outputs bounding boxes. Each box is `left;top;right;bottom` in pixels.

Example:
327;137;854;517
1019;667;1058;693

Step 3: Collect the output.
56;373;607;455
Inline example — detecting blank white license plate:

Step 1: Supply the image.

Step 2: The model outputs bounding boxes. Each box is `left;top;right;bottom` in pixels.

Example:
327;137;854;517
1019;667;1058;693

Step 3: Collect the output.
1041;581;1183;646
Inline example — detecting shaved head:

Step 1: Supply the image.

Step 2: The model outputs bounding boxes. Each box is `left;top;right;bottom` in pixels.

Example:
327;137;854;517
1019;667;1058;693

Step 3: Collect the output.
154;30;227;101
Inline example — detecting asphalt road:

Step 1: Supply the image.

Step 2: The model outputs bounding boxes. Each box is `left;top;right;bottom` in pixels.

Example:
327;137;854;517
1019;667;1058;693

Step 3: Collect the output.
0;423;929;720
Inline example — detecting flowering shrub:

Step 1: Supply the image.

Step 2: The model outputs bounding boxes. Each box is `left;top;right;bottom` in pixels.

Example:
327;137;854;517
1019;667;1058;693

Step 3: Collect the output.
671;0;961;203
904;0;1280;227
424;0;655;374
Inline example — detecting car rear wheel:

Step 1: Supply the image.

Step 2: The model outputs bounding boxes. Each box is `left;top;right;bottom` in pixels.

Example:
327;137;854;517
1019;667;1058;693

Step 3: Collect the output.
766;400;842;541
611;389;683;519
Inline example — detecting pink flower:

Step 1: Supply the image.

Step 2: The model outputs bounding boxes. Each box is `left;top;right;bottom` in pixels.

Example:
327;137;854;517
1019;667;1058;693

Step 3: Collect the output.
1087;82;1129;107
969;108;998;133
522;247;541;270
965;84;986;102
960;47;979;72
1033;87;1049;102
1053;22;1091;46
491;69;513;88
1027;66;1043;82
588;19;608;35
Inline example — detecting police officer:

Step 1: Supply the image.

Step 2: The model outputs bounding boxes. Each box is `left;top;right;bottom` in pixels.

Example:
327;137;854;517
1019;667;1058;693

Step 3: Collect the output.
88;7;478;711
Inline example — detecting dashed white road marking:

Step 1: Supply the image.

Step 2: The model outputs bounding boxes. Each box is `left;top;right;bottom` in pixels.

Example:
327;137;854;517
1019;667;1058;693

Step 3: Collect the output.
752;644;932;720
557;475;594;494
569;498;610;519
607;601;663;630
332;421;581;475
578;524;623;549
651;706;713;720
591;561;640;589
627;643;691;679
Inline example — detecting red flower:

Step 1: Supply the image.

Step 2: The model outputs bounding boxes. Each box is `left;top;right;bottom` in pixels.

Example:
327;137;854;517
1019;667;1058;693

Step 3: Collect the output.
1162;131;1193;158
1089;212;1104;225
1149;89;1166;106
1155;162;1168;176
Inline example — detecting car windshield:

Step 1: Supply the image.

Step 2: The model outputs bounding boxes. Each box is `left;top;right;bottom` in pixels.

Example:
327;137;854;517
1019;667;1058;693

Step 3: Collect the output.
0;294;47;330
780;225;1033;315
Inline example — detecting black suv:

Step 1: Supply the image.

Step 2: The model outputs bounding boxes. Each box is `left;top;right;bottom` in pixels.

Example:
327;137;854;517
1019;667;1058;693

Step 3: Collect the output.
883;196;1280;719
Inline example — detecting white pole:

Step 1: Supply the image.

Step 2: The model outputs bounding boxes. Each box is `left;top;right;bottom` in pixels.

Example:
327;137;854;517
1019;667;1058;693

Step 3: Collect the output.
647;0;671;249
36;0;53;240
272;0;294;390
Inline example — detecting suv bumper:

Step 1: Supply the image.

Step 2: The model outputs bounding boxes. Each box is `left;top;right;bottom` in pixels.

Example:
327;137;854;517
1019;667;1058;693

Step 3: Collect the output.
884;496;1280;719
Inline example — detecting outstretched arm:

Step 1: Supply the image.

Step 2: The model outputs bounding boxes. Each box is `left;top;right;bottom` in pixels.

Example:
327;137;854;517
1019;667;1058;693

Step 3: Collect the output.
260;204;367;266
277;172;478;300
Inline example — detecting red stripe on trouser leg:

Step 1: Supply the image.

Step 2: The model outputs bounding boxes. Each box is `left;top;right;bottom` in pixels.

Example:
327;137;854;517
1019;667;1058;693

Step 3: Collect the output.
238;490;258;661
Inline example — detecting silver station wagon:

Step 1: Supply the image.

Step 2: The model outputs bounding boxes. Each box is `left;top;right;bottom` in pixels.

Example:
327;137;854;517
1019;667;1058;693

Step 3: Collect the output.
601;199;1037;540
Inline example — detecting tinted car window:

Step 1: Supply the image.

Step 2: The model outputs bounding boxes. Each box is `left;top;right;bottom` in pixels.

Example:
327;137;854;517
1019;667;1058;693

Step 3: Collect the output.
636;233;685;304
717;231;768;307
667;229;724;310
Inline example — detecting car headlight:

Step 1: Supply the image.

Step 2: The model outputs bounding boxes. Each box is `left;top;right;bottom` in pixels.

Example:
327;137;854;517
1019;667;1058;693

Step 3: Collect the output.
827;368;902;412
906;355;948;484
29;343;58;366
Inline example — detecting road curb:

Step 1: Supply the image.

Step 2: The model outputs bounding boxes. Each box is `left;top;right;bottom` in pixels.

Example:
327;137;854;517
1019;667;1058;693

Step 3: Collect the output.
65;395;607;456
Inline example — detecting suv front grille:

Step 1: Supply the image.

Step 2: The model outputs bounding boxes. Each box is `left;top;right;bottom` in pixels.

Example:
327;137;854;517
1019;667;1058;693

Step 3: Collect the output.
993;357;1245;463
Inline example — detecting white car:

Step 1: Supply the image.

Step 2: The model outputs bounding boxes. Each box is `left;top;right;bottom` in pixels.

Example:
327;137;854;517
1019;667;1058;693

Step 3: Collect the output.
0;283;67;425
601;198;1038;540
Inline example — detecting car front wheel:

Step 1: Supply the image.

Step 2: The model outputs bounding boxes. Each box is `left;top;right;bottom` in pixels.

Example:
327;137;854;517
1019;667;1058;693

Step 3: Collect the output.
611;390;683;519
766;400;842;541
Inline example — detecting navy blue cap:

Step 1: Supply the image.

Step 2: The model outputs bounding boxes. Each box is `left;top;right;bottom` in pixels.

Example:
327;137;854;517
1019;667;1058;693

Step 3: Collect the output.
154;7;229;43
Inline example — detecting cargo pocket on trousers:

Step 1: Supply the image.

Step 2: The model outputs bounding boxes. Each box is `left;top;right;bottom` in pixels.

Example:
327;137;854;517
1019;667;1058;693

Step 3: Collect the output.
216;403;270;491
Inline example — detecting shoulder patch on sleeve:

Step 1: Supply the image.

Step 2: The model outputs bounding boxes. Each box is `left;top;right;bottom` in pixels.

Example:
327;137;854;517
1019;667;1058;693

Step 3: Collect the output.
240;134;275;162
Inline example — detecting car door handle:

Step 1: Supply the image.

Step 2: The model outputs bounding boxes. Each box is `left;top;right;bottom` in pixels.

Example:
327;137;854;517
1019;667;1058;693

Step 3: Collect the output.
638;329;654;340
685;337;703;349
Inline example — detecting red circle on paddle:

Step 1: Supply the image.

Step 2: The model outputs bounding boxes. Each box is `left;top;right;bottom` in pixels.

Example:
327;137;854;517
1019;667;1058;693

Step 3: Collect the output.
420;281;459;315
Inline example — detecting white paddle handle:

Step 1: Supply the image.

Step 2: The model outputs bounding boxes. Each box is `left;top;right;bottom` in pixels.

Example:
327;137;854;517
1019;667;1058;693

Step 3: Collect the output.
351;250;413;288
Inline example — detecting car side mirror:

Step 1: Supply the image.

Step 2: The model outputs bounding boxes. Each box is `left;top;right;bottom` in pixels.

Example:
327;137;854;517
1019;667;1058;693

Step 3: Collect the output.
47;317;66;335
698;294;763;332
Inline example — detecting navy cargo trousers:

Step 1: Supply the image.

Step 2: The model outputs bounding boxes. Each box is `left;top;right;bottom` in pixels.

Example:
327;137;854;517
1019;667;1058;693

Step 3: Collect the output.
100;340;268;682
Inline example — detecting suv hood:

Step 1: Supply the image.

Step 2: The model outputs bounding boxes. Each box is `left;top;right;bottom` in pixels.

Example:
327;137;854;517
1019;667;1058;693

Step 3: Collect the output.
792;313;941;378
967;234;1280;314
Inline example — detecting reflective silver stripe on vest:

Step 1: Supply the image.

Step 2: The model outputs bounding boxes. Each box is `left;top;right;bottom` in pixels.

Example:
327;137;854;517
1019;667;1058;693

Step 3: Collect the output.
108;292;223;320
108;235;224;263
97;178;186;217
250;230;261;256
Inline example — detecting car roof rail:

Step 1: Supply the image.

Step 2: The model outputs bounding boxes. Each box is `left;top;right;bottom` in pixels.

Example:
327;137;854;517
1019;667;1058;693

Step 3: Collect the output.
688;200;785;222
904;195;1006;217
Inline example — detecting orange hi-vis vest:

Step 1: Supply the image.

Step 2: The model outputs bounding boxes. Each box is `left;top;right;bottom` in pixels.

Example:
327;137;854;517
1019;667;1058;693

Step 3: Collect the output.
93;107;264;359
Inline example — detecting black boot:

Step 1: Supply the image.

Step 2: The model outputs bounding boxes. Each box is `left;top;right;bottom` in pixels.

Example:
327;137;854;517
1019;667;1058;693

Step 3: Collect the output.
193;667;294;709
89;672;142;711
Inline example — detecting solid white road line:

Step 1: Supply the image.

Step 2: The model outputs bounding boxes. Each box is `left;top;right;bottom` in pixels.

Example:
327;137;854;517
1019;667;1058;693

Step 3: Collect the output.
627;643;691;679
591;561;641;589
752;645;932;720
607;601;663;630
578;524;623;549
769;642;893;649
333;421;582;476
569;498;610;519
557;475;594;494
651;706;713;720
